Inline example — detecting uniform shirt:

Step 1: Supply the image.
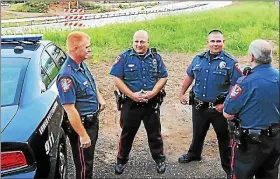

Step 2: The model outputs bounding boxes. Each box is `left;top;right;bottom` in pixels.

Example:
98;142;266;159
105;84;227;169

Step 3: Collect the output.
110;48;168;92
56;56;99;116
224;64;280;129
186;50;242;102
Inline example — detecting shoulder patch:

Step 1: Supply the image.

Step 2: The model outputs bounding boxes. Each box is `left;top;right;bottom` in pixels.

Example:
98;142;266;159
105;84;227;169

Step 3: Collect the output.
229;84;242;99
59;77;73;93
114;55;121;65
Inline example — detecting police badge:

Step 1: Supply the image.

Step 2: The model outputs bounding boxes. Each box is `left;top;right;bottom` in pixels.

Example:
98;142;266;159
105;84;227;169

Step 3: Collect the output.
152;59;157;67
219;61;226;69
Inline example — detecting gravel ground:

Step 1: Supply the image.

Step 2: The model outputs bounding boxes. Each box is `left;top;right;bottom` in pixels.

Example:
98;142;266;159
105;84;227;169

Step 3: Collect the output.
65;46;279;178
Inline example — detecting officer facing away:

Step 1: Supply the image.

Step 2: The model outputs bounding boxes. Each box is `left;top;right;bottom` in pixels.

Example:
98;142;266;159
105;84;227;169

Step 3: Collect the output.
56;31;106;179
178;29;242;177
110;30;168;175
223;39;280;179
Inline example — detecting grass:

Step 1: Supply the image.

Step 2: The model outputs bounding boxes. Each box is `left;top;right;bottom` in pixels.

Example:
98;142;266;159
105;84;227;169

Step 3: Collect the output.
41;2;279;63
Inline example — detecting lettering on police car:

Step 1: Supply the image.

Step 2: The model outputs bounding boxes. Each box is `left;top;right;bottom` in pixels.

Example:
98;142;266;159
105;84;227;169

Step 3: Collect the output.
114;55;121;65
60;77;73;92
219;61;226;69
45;132;54;155
39;102;58;135
230;84;242;99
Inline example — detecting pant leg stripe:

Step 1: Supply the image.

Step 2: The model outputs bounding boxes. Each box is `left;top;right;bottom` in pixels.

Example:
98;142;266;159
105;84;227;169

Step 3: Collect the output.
80;147;86;179
117;134;122;157
230;142;237;177
78;140;86;179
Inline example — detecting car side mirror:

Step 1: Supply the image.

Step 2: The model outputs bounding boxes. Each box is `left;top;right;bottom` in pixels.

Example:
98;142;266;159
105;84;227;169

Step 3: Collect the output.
40;80;47;93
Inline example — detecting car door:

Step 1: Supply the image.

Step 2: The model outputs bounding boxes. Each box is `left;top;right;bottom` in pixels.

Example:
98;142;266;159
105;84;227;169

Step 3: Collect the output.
36;46;66;178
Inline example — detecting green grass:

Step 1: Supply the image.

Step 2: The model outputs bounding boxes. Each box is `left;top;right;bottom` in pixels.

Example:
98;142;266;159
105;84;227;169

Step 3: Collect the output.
42;2;279;62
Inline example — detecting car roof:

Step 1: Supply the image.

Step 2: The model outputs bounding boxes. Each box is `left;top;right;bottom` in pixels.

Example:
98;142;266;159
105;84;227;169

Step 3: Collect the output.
1;35;54;106
1;34;52;59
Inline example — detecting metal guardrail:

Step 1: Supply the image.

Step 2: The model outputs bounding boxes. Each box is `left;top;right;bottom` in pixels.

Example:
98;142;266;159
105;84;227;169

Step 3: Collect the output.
2;3;208;28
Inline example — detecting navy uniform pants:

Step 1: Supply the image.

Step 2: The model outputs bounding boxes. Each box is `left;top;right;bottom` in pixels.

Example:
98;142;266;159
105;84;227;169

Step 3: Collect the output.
231;132;280;179
67;115;99;179
117;99;166;164
187;105;231;175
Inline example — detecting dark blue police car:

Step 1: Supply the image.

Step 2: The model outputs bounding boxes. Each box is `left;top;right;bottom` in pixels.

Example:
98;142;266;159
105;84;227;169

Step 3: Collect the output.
1;35;68;178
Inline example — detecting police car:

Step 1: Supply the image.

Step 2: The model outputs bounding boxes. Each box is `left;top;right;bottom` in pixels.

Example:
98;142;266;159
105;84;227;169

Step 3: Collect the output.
1;35;68;178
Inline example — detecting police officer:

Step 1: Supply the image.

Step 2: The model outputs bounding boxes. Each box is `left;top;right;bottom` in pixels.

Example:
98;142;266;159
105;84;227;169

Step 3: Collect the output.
178;30;242;177
223;39;280;179
56;31;106;179
110;30;168;175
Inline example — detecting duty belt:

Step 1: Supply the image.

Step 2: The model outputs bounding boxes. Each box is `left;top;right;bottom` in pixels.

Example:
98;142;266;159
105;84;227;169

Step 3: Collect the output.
127;96;158;109
242;123;280;142
81;112;99;128
194;98;218;110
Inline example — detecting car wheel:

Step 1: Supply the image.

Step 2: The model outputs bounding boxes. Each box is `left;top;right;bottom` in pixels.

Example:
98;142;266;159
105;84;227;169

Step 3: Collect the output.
55;128;68;179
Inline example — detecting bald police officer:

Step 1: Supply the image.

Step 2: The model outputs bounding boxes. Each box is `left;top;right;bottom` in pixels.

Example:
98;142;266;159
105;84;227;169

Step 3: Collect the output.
178;30;242;177
57;31;106;179
223;39;280;179
110;30;168;175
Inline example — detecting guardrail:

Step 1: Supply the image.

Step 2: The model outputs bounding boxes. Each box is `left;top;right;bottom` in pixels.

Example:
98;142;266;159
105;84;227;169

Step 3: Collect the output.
2;3;207;28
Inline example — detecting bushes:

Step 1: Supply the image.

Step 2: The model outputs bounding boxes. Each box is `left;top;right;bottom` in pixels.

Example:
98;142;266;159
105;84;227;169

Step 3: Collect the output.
16;2;50;13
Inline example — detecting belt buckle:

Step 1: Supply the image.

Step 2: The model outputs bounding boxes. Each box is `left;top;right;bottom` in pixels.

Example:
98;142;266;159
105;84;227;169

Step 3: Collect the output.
195;100;203;110
87;114;94;118
208;102;216;109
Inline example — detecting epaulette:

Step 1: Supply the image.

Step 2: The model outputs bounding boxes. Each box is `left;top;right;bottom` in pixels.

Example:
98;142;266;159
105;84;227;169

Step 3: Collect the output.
60;65;72;77
239;75;248;83
224;51;237;61
197;51;207;57
120;48;132;55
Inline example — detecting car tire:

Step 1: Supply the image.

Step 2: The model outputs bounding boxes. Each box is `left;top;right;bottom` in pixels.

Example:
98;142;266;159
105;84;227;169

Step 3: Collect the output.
55;128;68;179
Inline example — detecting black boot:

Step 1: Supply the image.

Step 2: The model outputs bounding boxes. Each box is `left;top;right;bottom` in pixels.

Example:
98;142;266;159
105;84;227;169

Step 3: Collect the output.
178;154;202;163
114;163;126;175
156;162;166;174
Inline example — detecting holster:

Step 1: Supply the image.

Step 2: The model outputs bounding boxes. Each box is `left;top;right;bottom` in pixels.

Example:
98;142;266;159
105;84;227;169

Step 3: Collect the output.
114;90;126;111
157;88;166;106
188;88;195;105
228;118;244;147
81;113;98;129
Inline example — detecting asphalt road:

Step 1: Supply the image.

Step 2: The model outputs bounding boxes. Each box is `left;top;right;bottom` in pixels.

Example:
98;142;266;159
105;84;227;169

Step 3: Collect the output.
2;1;232;35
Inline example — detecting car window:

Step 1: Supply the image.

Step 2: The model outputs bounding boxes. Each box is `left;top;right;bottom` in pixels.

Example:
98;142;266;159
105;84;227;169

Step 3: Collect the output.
1;57;29;106
41;51;59;88
46;44;66;68
41;68;52;88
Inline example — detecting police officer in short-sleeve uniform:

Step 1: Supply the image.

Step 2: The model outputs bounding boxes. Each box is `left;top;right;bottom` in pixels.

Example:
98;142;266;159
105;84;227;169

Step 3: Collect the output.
178;30;242;177
223;39;280;179
56;31;106;179
110;30;168;175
